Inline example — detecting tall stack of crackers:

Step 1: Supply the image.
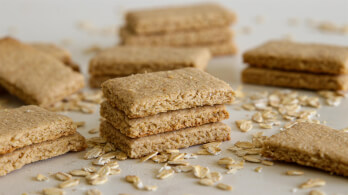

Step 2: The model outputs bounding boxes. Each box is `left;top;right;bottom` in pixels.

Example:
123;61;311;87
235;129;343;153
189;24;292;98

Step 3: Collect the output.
119;3;237;56
99;68;234;158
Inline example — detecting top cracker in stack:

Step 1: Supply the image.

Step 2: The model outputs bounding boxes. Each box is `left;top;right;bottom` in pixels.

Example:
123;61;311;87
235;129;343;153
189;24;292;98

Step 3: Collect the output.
119;3;237;56
242;40;348;91
100;68;234;158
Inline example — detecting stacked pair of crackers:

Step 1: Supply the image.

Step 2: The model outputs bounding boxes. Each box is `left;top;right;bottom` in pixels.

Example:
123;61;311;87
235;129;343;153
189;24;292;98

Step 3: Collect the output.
99;68;234;158
242;40;348;91
0;105;86;176
88;46;211;88
0;38;84;106
119;3;237;56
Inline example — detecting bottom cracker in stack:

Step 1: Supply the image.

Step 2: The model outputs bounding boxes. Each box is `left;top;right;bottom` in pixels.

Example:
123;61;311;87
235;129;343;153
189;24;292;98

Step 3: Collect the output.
0;105;86;176
100;68;234;158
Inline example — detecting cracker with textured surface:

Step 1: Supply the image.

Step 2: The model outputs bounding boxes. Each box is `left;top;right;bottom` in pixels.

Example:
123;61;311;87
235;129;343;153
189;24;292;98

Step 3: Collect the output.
102;68;234;118
100;101;229;138
243;40;348;74
0;37;84;106
126;3;236;35
242;67;348;91
0;105;76;155
205;41;237;56
30;43;80;72
89;46;211;76
0;133;86;176
262;122;348;177
120;26;233;46
100;121;231;158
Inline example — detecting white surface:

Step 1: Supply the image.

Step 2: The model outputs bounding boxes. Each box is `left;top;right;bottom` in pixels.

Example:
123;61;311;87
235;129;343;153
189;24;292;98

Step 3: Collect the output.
0;0;348;194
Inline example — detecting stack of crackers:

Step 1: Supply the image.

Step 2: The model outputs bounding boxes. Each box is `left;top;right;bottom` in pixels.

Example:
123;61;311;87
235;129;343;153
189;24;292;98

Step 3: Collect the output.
0;37;85;106
0;105;86;176
242;40;348;91
88;46;211;88
119;3;237;56
99;68;234;158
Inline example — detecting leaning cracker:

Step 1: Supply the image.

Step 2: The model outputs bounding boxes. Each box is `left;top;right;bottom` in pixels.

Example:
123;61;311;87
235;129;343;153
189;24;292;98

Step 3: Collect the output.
0;105;76;155
102;68;234;118
100;121;231;158
126;3;236;34
89;46;211;76
242;67;348;91
0;133;86;176
243;40;348;74
30;43;80;72
120;26;233;47
262;122;348;177
100;101;229;138
0;37;84;106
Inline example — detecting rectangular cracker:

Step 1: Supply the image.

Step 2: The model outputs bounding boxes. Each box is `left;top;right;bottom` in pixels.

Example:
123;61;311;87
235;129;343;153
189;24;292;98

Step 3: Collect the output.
126;3;236;35
243;40;348;74
89;46;211;76
0;37;84;106
0;105;76;155
102;68;234;118
100;121;230;158
100;101;229;138
0;133;86;176
30;43;80;72
242;67;348;91
120;26;233;47
262;122;348;177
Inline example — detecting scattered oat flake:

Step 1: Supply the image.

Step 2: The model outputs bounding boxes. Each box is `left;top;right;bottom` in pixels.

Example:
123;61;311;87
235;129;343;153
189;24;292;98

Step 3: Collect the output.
140;152;158;162
169;152;185;161
193;165;210;179
208;172;222;182
166;149;180;153
59;178;79;188
115;151;128;160
202;142;222;149
84;146;103;159
252;112;263;123
284;121;297;129
88;128;99;134
43;188;65;195
144;185;158;191
156;169;174;179
168;160;189;166
125;175;141;184
36;174;48;181
199;178;215;186
74;121;85;128
110;168;121;175
299;178;326;189
70;169;90;177
87;189;102;195
217;183;233;191
286;170;304;176
195;149;210;155
243;155;261;163
55;172;72;181
236;120;253;132
89;177;108;185
261;160;274;166
218;157;235;165
259;123;273;129
254;166;262;173
206;146;221;155
310;190;326;195
242;103;255;111
235;141;254;149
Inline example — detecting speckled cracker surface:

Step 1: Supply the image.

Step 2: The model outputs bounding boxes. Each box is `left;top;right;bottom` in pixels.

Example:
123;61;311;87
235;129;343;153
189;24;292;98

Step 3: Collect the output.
242;67;348;91
100;121;230;158
0;38;84;106
0;105;76;155
126;3;236;34
102;68;234;118
100;101;229;138
262;122;348;176
120;26;233;47
89;46;211;76
30;43;80;72
243;40;348;74
0;133;86;176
